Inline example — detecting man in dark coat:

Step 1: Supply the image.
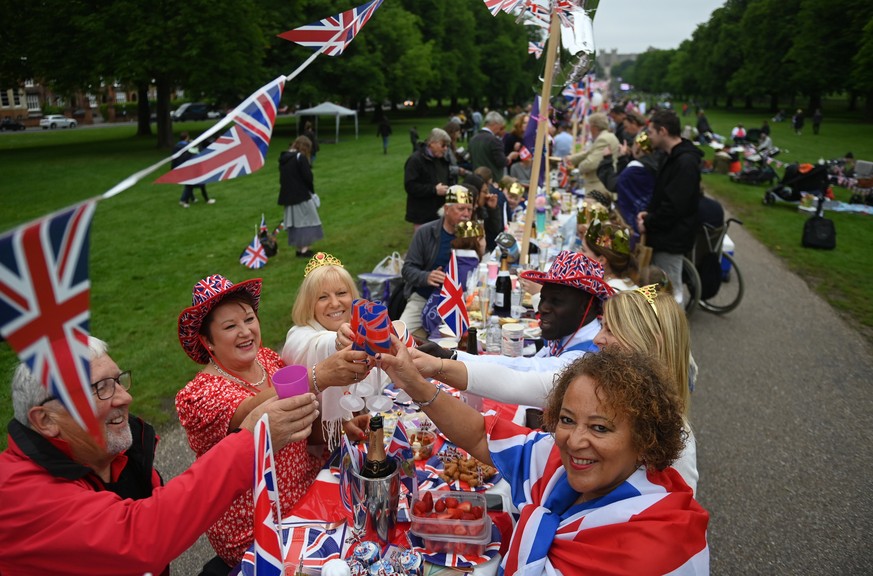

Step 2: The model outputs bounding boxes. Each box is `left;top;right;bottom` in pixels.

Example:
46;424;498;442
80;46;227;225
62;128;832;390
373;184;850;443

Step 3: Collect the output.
404;127;451;229
469;111;518;181
637;109;703;305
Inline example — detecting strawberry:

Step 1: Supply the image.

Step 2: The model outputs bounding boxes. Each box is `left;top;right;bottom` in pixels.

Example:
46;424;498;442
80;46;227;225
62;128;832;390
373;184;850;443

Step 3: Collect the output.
460;512;476;521
443;497;460;509
453;525;467;536
421;491;434;512
434;499;446;513
457;501;472;512
412;501;429;516
447;508;463;519
470;505;484;519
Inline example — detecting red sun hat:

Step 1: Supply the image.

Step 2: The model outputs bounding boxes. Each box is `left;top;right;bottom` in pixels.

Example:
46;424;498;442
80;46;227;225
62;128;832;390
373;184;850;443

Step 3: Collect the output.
178;274;262;364
519;250;614;301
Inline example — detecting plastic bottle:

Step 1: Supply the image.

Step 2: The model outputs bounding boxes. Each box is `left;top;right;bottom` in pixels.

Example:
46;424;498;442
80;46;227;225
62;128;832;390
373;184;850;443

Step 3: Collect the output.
486;316;502;353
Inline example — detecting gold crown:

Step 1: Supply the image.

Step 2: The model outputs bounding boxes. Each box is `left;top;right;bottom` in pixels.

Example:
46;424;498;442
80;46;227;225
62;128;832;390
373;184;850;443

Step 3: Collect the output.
635;130;653;154
576;204;609;226
456;220;485;238
507;182;525;198
303;252;344;277
585;221;631;255
634;284;660;316
445;185;472;205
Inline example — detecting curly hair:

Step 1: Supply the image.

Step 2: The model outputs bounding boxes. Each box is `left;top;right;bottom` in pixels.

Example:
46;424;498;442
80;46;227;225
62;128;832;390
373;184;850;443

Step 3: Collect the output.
542;346;686;470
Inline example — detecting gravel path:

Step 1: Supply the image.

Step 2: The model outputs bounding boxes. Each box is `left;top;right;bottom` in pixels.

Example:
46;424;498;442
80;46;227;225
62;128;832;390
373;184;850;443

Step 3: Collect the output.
156;215;873;575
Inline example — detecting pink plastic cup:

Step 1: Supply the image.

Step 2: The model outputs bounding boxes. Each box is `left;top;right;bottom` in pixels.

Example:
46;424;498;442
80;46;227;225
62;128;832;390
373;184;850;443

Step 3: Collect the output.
272;365;310;398
487;261;499;282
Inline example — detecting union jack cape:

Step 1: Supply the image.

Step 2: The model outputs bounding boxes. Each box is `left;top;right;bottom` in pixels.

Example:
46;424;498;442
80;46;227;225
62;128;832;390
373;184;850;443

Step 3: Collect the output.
156;76;285;186
0;200;103;445
486;415;710;576
278;0;384;56
253;414;285;576
437;251;469;339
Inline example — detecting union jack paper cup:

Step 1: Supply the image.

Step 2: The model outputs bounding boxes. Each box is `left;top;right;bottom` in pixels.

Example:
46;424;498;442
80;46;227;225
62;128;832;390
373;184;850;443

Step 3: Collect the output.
392;320;416;349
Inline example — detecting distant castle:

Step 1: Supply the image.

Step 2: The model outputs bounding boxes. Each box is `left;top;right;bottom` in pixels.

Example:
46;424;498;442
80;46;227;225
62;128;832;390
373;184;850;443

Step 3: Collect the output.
599;49;636;79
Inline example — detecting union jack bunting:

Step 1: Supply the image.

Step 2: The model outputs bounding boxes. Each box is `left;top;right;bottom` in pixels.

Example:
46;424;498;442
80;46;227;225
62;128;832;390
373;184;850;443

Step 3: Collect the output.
482;0;523;16
240;234;268;270
437;251;469;339
278;0;384;57
528;41;543;59
0;201;103;445
156;76;285;185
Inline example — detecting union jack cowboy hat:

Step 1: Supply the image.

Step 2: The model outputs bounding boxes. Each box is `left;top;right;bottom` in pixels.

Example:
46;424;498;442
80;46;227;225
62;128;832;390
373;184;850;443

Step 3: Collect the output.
178;274;262;364
519;250;614;301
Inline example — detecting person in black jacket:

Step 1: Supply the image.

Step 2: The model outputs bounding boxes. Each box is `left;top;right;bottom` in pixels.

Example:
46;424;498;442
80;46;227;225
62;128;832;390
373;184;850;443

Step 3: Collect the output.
637;110;703;305
278;136;322;257
404;128;452;230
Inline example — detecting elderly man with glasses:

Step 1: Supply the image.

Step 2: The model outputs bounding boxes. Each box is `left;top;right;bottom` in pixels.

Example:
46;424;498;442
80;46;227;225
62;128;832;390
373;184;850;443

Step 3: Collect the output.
404;127;452;230
0;336;319;576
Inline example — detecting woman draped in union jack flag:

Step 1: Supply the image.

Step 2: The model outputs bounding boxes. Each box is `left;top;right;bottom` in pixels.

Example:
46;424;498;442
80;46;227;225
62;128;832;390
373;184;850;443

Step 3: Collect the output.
379;344;710;575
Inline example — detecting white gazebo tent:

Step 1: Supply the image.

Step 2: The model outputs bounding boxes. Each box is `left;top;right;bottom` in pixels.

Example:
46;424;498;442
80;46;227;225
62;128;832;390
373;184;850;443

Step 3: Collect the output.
294;102;359;143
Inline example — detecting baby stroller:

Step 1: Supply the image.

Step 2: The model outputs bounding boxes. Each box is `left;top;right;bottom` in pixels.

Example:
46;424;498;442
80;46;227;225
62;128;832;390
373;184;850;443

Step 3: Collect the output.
730;146;780;186
763;163;829;205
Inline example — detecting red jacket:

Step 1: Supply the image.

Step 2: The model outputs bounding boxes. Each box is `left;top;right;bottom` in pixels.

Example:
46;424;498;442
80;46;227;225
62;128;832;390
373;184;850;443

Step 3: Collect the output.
0;418;254;576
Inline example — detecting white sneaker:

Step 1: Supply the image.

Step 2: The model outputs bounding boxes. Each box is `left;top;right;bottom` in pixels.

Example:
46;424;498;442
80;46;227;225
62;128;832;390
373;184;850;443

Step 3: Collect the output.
179;201;190;208
207;199;216;204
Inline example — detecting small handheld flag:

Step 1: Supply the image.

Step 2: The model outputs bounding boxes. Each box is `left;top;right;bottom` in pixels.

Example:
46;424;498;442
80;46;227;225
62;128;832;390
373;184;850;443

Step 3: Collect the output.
240;234;268;269
437;251;470;339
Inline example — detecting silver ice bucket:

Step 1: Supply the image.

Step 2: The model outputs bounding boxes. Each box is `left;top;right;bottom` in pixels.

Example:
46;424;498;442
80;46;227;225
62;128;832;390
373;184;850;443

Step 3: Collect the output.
349;464;400;544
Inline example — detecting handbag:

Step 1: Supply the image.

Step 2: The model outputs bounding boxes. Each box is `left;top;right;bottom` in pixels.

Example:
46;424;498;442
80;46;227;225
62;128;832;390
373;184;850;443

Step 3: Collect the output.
634;233;654;270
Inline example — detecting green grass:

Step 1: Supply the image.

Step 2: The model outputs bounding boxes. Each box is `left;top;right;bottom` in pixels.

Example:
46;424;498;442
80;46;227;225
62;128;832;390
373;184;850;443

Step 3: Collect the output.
0;115;436;444
685;105;873;340
1;106;872;451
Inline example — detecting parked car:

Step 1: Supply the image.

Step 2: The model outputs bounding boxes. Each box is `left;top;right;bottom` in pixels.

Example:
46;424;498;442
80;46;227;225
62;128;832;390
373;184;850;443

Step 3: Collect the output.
0;118;26;131
39;115;77;129
171;102;210;121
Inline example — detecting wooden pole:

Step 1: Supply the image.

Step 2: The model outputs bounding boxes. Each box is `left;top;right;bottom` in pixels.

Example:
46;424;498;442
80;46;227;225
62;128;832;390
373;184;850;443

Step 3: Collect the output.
520;11;561;264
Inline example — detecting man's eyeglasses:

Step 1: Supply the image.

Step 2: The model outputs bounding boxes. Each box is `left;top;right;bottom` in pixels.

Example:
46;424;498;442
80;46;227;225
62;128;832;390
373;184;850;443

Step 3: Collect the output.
39;371;132;405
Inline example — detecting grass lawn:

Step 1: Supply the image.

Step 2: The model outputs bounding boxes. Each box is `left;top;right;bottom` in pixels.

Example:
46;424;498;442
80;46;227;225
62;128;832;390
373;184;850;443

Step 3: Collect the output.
1;104;871;450
688;105;873;341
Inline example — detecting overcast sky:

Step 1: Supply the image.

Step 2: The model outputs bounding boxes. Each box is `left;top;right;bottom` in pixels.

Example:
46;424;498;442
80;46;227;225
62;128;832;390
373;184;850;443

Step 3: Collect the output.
593;0;726;54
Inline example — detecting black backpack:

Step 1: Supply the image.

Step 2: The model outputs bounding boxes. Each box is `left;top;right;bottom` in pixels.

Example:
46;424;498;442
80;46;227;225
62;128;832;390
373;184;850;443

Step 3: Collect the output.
259;230;278;257
801;198;836;250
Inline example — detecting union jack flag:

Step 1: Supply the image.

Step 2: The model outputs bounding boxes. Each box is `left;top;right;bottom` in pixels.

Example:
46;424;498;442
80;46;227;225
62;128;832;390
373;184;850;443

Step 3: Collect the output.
0;201;103;445
253;414;285;576
278;0;384;57
437;251;469;339
259;214;268;234
528;41;543;59
240;234;268;269
156;76;285;185
482;0;523;16
283;523;345;569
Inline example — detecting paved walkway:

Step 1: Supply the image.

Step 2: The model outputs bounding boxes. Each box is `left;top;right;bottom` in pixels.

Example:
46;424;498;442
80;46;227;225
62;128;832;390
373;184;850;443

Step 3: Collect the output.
156;216;873;575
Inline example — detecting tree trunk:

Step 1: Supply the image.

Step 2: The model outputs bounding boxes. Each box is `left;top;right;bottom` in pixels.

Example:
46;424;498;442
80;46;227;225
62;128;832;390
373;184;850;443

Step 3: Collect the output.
136;83;151;137
744;96;753;109
155;78;174;148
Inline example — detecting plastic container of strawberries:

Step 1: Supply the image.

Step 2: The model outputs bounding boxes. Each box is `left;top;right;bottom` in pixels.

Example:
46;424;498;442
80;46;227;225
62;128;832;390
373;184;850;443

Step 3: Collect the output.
409;491;488;540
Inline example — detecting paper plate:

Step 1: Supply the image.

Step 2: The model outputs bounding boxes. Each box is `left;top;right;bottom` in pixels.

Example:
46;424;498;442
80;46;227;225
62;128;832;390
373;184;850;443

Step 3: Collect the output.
422;444;501;492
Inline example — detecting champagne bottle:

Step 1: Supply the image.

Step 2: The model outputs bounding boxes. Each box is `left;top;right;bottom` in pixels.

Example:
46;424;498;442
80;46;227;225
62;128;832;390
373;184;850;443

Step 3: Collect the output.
361;415;396;479
493;258;512;317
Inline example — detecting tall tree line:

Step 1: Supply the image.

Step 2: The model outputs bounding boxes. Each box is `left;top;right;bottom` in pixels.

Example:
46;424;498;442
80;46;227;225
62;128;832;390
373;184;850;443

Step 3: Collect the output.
619;0;873;116
0;0;539;146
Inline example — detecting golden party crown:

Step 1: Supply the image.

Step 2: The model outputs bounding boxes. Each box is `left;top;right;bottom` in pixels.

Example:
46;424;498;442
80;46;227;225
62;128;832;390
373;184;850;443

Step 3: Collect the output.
445;184;472;205
304;252;344;277
634;284;660;316
576;203;609;227
585;221;631;255
456;220;485;238
507;182;525;199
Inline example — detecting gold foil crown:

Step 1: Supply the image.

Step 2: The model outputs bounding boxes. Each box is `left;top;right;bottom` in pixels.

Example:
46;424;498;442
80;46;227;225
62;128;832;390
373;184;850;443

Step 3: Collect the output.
456;220;485;238
635;130;653;154
576;204;609;226
585;221;631;255
303;252;344;277
507;182;525;199
445;184;472;205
